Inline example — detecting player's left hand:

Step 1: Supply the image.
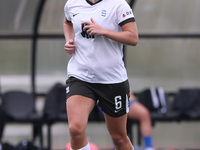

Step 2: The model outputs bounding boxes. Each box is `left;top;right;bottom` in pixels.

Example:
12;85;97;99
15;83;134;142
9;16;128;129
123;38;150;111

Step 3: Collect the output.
82;18;104;36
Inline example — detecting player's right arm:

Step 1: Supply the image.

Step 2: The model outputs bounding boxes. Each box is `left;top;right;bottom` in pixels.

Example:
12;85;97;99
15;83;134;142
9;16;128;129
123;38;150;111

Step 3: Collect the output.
63;17;76;55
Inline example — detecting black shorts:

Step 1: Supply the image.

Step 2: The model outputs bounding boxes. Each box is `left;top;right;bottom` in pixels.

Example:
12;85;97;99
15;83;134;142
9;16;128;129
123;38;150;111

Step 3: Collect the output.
66;77;130;117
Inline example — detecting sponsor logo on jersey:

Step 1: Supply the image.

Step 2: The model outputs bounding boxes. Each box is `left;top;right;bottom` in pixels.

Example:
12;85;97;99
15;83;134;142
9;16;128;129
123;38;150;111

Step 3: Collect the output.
81;23;95;39
122;11;132;18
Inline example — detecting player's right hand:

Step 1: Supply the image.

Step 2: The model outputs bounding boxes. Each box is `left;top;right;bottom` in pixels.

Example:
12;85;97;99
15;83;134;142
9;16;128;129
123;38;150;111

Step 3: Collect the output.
64;39;76;55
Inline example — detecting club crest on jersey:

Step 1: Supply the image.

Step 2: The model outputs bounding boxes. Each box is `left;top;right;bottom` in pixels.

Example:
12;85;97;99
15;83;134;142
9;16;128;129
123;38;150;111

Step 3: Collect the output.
101;10;107;17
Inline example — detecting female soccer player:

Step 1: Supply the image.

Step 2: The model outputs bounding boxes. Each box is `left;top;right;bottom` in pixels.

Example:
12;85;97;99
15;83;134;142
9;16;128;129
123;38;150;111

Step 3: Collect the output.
64;0;138;149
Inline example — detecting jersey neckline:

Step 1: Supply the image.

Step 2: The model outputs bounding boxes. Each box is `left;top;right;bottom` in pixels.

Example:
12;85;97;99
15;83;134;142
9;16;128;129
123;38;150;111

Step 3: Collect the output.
85;0;102;5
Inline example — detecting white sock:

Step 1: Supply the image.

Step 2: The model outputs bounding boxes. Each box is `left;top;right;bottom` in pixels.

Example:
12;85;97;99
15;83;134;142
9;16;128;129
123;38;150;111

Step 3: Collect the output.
70;143;90;150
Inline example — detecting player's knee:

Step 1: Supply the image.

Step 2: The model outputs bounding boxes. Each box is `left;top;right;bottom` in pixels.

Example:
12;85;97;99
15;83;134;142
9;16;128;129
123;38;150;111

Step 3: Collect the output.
111;134;125;147
143;109;151;119
68;124;83;139
139;108;150;120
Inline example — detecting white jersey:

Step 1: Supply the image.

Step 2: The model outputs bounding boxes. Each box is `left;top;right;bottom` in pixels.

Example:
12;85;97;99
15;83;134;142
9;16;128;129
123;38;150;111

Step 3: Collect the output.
64;0;135;84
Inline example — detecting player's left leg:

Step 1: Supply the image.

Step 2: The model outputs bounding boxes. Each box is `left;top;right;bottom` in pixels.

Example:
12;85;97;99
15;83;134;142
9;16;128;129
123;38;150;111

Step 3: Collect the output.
104;113;134;150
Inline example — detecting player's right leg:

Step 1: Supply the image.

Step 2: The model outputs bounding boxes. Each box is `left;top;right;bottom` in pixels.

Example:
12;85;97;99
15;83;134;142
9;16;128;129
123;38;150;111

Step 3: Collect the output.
67;95;95;149
66;77;96;150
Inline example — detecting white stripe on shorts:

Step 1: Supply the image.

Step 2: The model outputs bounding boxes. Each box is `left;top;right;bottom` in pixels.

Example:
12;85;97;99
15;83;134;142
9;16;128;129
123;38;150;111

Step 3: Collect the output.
126;94;129;113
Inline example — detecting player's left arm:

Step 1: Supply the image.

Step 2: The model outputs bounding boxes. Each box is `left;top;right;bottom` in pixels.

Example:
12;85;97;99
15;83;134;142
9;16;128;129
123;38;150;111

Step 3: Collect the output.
82;18;138;46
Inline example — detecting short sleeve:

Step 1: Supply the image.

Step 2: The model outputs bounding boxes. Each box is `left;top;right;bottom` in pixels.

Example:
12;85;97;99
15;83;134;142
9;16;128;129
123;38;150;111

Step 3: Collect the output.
64;1;71;22
116;1;135;27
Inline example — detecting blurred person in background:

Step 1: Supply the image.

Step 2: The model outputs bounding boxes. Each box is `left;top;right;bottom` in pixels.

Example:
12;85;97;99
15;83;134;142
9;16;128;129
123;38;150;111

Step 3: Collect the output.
128;91;154;150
